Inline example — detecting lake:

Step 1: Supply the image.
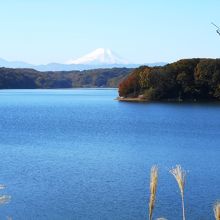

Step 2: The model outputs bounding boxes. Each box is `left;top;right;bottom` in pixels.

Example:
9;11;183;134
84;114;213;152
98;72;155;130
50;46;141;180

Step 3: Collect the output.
0;89;219;220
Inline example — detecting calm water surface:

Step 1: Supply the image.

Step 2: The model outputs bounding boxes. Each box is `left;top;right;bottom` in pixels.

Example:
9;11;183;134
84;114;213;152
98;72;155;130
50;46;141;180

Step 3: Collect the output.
0;89;219;220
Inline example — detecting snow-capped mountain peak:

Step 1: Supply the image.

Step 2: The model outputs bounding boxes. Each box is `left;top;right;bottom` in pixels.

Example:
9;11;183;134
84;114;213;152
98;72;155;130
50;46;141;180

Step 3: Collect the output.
66;48;130;65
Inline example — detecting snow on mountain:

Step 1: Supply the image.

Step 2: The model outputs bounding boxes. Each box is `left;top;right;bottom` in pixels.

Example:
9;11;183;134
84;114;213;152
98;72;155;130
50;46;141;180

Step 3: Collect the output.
0;48;167;71
66;48;130;65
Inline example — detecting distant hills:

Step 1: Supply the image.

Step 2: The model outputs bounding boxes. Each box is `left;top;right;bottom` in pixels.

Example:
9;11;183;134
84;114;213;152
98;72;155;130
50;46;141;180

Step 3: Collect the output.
0;48;168;89
0;48;166;71
0;67;133;89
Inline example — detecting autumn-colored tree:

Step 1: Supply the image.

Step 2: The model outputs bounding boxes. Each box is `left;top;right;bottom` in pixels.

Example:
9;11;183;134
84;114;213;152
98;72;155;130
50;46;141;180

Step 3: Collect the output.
118;58;220;101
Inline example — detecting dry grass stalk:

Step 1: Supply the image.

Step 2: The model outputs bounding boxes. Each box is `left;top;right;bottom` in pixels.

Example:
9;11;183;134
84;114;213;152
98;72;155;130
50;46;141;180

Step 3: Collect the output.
0;184;11;205
0;195;11;205
0;185;6;190
170;165;186;220
214;201;220;220
149;165;158;220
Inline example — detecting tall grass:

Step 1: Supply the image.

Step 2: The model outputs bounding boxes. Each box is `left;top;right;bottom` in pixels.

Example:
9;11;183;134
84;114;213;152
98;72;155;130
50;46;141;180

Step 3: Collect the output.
0;184;11;220
0;195;11;205
147;165;220;219
170;165;186;220
148;165;158;220
214;201;220;220
0;184;11;205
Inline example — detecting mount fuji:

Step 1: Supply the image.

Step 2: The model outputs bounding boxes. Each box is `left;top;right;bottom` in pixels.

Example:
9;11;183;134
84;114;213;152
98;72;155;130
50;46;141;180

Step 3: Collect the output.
0;48;166;71
66;48;130;65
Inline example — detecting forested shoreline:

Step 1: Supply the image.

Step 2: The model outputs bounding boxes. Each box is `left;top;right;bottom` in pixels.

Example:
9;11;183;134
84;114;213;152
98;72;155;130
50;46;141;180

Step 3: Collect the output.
118;59;220;101
0;67;132;89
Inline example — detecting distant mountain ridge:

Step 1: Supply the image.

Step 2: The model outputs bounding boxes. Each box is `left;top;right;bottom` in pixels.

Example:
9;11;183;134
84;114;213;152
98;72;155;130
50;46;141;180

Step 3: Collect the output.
0;48;167;71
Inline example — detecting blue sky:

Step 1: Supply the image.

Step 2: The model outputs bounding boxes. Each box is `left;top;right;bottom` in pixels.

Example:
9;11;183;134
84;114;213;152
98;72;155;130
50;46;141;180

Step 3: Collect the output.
0;0;220;64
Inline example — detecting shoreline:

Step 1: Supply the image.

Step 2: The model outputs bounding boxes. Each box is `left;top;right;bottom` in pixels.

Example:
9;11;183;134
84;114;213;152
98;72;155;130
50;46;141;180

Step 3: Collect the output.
116;96;220;103
116;97;147;102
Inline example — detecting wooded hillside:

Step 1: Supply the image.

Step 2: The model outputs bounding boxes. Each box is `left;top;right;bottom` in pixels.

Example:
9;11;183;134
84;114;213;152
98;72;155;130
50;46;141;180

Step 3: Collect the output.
0;67;133;89
119;59;220;101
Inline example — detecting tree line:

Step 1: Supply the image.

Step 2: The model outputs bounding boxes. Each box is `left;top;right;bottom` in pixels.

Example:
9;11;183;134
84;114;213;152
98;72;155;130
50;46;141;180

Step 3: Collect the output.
119;59;220;101
0;67;133;89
